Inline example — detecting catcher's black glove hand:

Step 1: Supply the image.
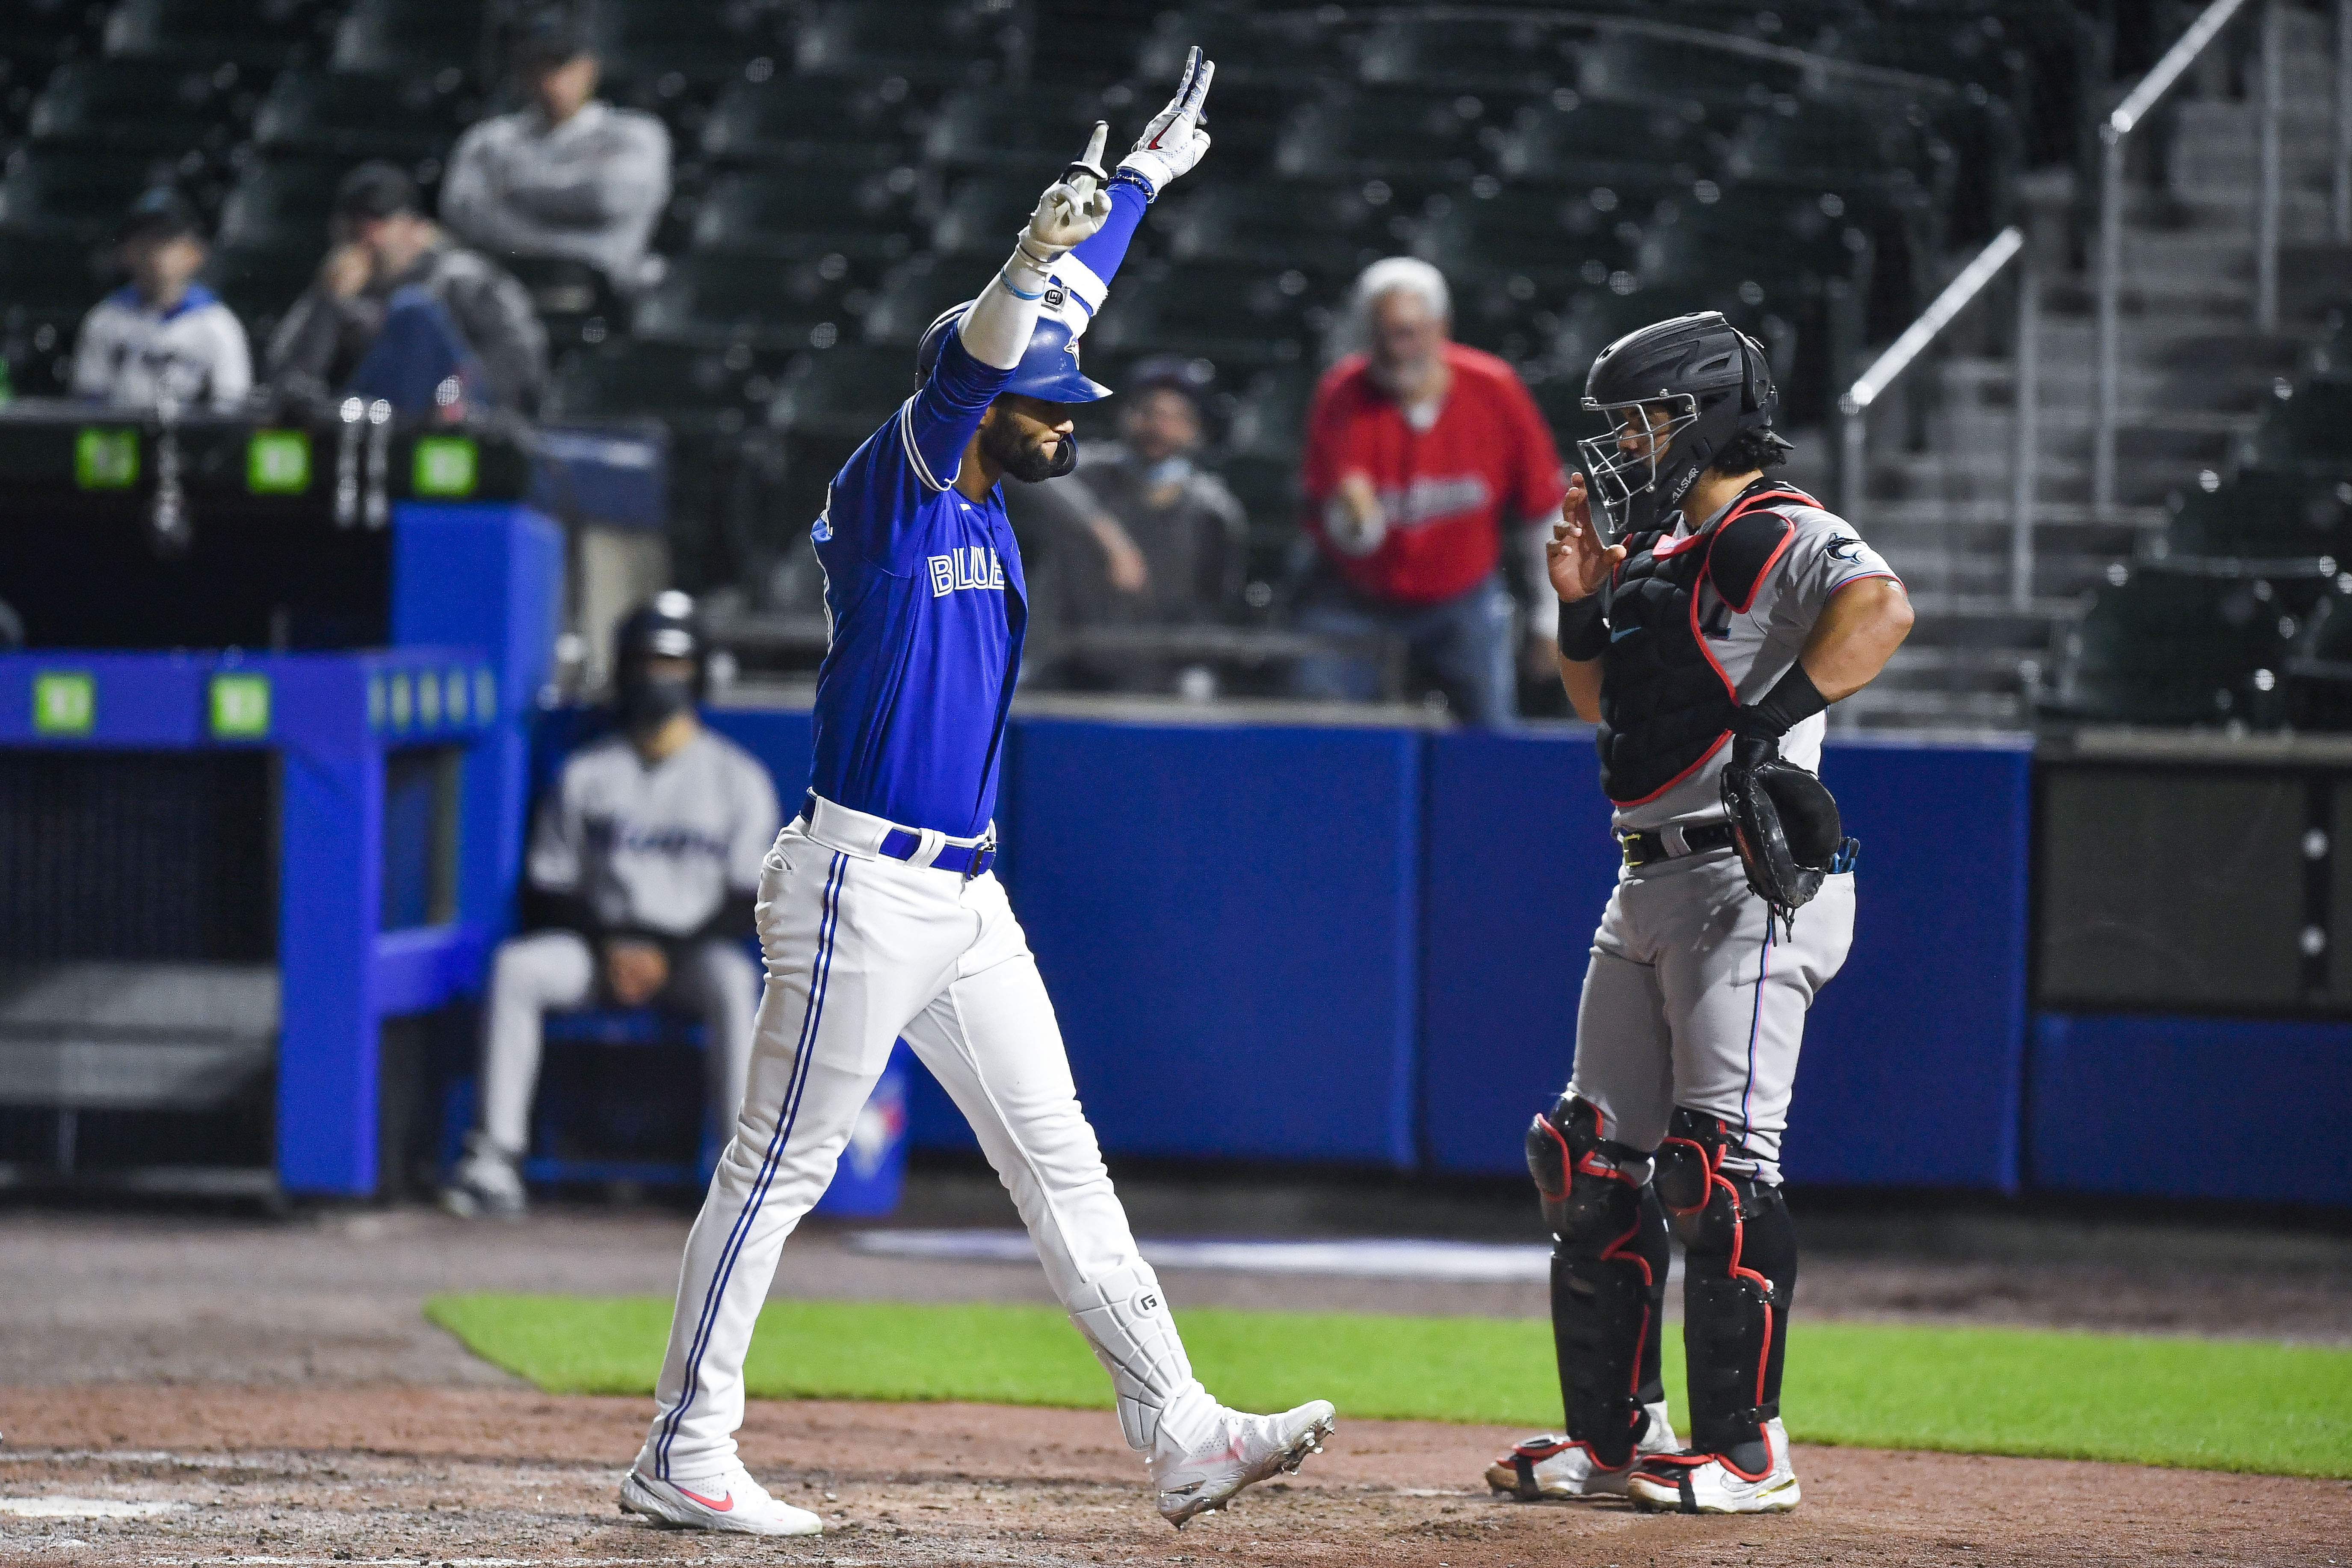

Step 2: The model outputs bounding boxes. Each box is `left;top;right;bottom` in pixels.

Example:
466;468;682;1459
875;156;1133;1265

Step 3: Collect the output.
1720;735;1855;931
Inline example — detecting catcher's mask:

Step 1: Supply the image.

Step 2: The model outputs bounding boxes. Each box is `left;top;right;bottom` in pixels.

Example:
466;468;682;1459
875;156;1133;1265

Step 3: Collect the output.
1579;311;1787;535
1720;751;1858;935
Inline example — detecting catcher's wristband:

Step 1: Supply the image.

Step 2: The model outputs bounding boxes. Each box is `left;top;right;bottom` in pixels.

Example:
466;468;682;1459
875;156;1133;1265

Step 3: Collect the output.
1557;594;1608;660
1733;660;1828;739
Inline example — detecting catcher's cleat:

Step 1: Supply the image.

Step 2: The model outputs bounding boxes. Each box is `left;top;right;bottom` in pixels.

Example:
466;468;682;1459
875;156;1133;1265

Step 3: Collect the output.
1150;1399;1335;1527
619;1465;824;1535
1485;1400;1678;1500
1624;1417;1801;1515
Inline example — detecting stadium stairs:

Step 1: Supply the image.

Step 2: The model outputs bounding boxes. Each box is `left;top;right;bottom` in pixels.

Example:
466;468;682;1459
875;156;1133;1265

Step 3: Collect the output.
1843;3;2340;732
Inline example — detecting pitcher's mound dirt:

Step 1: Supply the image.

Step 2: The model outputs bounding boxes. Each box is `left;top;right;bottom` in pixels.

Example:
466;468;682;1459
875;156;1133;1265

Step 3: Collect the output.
0;1385;2344;1566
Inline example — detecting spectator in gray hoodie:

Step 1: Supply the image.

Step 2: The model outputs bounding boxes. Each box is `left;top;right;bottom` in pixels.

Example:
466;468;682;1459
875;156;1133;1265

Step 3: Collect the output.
439;5;672;296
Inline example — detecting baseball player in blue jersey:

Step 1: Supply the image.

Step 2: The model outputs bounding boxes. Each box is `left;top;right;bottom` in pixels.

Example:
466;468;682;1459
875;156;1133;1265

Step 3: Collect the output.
617;53;1335;1538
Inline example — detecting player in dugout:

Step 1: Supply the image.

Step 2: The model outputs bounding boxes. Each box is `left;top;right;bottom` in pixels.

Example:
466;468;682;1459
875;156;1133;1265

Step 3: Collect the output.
1485;314;1912;1515
441;593;779;1220
612;53;1336;1539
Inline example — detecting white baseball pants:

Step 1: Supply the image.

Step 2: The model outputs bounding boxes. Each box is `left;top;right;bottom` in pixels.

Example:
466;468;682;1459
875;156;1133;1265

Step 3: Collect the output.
479;930;759;1156
636;796;1214;1484
1567;849;1855;1186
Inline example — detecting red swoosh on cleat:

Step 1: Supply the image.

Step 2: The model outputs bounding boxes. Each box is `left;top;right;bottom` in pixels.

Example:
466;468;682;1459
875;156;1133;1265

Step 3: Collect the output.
676;1486;735;1512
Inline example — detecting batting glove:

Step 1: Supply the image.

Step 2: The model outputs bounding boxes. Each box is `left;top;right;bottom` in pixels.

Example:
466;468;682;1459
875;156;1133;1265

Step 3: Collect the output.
1116;45;1215;200
1016;121;1114;267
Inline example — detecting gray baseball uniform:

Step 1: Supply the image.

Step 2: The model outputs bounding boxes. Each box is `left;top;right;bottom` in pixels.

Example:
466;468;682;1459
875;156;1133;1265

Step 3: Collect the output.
477;728;780;1155
1568;486;1895;1184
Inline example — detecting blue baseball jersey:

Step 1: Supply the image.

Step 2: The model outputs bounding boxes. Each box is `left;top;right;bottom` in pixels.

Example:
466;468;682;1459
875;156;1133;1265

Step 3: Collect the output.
802;182;1149;840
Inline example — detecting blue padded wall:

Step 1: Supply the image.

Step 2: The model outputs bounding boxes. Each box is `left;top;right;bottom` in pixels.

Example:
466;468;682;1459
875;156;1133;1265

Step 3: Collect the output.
1790;734;2032;1191
2031;1013;2352;1204
1419;726;1622;1175
1418;730;2032;1190
994;717;1423;1166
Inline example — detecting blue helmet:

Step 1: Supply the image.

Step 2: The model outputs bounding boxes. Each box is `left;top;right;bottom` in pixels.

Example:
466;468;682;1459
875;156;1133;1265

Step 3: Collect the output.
915;300;1112;404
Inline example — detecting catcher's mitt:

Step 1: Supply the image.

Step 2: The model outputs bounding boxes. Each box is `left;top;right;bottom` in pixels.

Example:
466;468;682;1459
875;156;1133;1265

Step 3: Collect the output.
1719;736;1858;932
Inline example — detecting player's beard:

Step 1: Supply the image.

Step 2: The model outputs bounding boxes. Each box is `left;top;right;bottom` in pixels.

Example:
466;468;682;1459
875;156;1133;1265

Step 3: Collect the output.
984;418;1077;483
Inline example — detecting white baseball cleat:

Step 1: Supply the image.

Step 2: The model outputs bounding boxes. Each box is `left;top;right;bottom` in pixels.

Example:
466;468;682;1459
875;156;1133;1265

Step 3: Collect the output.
1624;1416;1801;1515
438;1134;526;1220
1150;1399;1336;1527
1485;1399;1679;1500
618;1465;825;1535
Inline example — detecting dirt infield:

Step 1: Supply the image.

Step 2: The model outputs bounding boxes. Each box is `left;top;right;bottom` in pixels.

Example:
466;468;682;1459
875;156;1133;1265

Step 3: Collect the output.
4;1198;2349;1564
4;1384;2349;1567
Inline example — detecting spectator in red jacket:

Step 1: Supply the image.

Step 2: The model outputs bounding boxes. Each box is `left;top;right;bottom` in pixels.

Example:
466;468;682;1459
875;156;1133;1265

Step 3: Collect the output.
1292;257;1567;724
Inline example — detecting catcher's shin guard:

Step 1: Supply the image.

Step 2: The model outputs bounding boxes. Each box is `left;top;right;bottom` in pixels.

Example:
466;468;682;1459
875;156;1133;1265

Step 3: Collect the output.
1654;1108;1797;1470
1527;1095;1671;1467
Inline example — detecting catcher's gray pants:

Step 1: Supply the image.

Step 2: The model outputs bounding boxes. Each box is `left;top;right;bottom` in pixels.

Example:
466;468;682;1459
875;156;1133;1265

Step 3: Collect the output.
478;930;759;1157
1567;849;1855;1186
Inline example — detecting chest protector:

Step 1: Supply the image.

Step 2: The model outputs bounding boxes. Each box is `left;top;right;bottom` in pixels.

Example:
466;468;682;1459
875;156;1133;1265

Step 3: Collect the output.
1596;486;1815;805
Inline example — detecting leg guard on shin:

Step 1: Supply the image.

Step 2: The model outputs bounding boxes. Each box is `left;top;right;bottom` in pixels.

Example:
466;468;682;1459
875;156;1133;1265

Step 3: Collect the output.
1654;1108;1797;1471
1527;1095;1671;1467
1068;1259;1214;1455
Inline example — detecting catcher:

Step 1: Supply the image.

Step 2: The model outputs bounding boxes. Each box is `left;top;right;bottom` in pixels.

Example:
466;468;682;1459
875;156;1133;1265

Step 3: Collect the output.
1484;312;1912;1514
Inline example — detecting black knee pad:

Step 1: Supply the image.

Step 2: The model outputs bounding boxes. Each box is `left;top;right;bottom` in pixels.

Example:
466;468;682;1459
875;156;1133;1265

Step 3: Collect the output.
1655;1108;1796;1459
1527;1096;1669;1463
1526;1095;1643;1244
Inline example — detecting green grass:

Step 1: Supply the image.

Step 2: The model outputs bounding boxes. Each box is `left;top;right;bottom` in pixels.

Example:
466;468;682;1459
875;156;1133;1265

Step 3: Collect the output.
425;1293;2352;1479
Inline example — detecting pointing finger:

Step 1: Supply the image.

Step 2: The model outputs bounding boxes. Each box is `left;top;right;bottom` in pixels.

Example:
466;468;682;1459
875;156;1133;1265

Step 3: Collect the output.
1183;54;1215;119
1174;44;1200;104
1083;119;1108;172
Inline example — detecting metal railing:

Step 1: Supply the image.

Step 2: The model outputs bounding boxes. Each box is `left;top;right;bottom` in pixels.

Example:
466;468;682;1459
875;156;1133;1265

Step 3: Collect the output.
2094;0;2273;516
1838;225;2035;606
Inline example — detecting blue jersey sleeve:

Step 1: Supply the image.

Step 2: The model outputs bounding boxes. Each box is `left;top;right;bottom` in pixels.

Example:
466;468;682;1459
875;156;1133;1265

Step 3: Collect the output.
1054;178;1150;322
818;331;1011;570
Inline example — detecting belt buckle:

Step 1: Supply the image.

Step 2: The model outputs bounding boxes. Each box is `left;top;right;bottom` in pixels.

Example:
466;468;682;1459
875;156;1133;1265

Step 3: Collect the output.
1618;831;1641;868
965;833;995;883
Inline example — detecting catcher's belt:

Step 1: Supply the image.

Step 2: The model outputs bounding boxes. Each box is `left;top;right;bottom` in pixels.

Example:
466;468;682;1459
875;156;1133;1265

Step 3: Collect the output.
1618;821;1738;868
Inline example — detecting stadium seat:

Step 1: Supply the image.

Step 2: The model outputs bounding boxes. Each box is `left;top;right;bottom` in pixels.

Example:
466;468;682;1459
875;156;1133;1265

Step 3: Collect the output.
1416;186;1642;290
1355;16;1576;93
860;256;976;346
545;340;774;429
1495;91;1712;185
331;0;491;80
502;256;625;355
923;89;1097;172
2247;378;2352;478
1134;11;1349;88
1084;260;1329;368
1720;100;1945;211
28;58;243;160
1226;363;1317;460
1273;86;1512;183
794;1;1013;86
2284;576;2352;731
0;149;172;247
1574;28;1813;111
2043;562;2299;728
766;343;911;440
698;77;915;166
927;172;1068;256
1159;179;1415;275
213;156;345;253
252;69;466;162
101;0;324;70
635;251;869;352
691;167;922;261
586;0;778;100
0;234;110;396
199;240;314;346
2154;472;2352;565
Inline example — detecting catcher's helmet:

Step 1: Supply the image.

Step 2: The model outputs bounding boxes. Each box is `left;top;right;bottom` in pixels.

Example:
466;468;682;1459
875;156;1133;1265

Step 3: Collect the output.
915;301;1112;404
1580;311;1786;534
611;590;705;722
